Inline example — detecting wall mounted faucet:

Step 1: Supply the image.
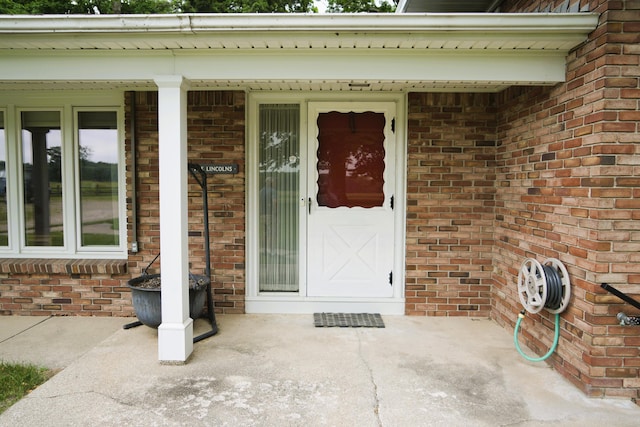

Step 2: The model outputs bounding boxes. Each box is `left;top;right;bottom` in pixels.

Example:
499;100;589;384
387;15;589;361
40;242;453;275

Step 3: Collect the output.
617;312;640;326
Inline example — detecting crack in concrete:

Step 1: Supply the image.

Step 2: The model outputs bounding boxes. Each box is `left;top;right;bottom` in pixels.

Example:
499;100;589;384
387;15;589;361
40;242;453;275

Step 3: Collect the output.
0;316;52;344
37;389;135;408
357;330;383;427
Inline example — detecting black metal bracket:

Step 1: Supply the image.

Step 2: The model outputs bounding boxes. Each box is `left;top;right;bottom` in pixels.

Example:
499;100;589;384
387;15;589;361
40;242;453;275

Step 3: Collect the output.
601;283;640;327
601;283;640;311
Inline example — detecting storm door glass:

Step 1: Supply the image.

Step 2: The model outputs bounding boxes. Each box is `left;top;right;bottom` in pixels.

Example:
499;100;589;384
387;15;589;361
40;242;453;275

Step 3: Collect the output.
0;112;7;246
258;104;300;292
78;111;119;247
316;112;385;208
21;111;63;247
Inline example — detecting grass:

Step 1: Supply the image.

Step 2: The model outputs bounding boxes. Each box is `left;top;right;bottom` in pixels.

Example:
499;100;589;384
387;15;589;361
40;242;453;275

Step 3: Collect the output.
0;361;51;415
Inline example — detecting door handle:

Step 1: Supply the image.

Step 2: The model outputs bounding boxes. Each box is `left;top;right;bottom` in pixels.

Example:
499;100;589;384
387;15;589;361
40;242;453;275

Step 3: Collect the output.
309;197;312;215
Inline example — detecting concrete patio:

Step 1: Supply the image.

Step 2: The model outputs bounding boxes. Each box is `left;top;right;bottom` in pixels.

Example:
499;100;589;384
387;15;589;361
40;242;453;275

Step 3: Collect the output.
0;314;638;426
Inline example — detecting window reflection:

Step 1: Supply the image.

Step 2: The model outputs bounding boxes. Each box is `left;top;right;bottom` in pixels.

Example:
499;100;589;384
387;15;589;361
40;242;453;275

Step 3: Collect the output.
78;111;119;247
22;111;63;247
316;112;385;208
258;104;300;292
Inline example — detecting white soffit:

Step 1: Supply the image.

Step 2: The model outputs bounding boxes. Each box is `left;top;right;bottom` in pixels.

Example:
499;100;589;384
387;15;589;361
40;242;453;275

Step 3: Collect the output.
0;13;599;92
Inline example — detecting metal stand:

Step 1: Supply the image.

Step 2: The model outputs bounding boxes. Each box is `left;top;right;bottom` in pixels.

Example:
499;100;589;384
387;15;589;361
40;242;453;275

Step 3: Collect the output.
189;163;219;341
123;164;219;341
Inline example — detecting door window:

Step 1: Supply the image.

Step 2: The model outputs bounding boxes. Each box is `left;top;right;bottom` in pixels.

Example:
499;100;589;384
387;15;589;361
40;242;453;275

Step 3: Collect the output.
316;112;385;208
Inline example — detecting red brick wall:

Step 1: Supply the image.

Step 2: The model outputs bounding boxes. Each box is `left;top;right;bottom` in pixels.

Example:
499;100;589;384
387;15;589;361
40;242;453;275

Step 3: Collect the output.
186;91;246;314
405;93;496;317
0;260;130;316
492;0;640;400
126;91;246;314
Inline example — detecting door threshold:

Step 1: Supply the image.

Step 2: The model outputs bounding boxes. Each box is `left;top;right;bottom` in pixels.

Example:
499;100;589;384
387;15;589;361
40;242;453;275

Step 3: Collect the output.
245;297;405;315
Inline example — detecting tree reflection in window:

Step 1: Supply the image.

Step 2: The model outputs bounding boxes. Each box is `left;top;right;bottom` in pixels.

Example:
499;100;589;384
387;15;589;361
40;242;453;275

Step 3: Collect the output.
316;111;385;208
21;111;63;247
78;111;119;247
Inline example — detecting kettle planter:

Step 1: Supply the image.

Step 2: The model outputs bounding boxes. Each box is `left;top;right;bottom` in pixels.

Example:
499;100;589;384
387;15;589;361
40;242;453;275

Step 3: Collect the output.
127;273;209;328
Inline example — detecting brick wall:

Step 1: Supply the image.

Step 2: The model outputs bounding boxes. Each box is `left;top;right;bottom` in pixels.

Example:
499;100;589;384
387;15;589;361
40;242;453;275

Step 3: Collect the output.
0;259;129;316
405;93;496;317
126;91;246;314
493;0;640;400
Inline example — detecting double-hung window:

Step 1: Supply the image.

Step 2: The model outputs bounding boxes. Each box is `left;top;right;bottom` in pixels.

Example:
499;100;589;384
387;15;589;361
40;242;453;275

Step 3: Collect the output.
0;99;125;258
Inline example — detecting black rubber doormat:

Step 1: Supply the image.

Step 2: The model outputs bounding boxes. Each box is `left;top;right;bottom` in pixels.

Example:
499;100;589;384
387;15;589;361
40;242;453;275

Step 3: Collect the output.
314;313;385;328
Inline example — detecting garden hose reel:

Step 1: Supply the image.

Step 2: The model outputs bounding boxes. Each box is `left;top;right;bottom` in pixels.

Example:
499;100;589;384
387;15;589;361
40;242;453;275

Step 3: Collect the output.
517;258;571;315
514;258;571;362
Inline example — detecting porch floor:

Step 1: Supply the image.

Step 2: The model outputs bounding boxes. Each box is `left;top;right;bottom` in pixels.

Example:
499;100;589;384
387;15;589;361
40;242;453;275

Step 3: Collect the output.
1;314;638;426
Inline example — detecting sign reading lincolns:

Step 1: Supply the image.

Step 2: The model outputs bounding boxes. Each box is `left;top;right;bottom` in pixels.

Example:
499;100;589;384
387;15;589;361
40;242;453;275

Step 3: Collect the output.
201;164;239;174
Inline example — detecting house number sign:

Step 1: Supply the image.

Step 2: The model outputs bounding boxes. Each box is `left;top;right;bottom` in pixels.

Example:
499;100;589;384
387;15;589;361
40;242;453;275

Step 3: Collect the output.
201;164;239;174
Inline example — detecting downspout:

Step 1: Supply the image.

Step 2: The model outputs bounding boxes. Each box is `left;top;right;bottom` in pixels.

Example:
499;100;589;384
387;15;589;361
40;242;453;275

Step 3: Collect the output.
129;91;139;253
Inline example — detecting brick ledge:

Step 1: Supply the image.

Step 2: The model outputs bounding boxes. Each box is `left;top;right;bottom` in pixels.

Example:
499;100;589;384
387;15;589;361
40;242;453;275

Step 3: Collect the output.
0;258;128;275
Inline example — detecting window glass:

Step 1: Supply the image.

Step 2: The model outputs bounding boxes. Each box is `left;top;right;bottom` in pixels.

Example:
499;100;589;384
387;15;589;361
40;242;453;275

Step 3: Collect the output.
258;104;300;292
0;112;7;246
316;112;385;208
21;111;63;247
78;111;119;247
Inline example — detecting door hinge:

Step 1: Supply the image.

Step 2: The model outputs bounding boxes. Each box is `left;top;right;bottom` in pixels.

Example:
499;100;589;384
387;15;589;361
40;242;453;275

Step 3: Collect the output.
391;118;395;133
390;195;394;210
389;271;393;285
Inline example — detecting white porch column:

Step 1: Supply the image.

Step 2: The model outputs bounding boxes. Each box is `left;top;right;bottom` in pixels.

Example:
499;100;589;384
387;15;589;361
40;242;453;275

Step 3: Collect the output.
155;75;193;362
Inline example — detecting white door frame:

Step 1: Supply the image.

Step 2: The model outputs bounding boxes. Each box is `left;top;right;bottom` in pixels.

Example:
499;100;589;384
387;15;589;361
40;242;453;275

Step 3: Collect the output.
246;92;407;315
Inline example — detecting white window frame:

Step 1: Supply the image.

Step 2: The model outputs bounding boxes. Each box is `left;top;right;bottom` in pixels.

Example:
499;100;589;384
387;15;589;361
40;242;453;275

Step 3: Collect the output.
247;95;308;299
74;107;126;254
0;91;126;259
18;107;66;255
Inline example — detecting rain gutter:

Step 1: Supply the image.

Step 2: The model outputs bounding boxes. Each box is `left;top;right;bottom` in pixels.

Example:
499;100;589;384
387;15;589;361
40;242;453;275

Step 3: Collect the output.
0;13;599;35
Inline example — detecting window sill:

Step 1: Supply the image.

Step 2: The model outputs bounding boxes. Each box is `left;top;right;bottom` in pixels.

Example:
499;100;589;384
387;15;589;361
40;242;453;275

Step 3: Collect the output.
0;258;128;275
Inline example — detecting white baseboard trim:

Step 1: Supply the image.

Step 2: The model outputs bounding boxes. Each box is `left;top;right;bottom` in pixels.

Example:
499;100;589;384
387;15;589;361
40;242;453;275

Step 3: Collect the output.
245;297;405;315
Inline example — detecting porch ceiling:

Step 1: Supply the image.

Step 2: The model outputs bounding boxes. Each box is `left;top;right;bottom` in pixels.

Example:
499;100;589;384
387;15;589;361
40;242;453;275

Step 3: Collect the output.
0;13;599;92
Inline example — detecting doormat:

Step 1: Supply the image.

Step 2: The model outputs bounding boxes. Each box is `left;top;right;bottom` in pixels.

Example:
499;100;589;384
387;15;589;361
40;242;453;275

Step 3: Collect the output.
314;313;385;328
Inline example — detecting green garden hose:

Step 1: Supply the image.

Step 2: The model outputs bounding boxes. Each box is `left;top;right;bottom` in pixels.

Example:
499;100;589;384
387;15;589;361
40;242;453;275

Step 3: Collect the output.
514;310;560;362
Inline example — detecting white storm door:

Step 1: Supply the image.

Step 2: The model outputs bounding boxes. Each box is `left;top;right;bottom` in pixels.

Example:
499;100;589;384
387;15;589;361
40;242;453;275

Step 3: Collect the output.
307;103;395;298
